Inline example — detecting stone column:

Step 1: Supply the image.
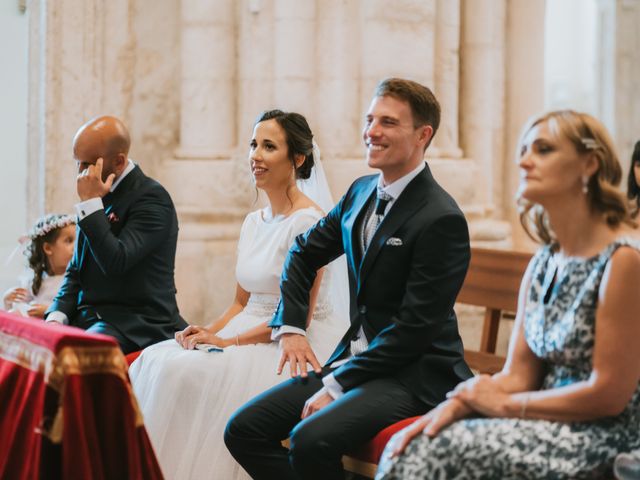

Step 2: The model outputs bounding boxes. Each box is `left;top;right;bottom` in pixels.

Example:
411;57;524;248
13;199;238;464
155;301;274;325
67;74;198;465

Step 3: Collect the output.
273;0;316;114
611;0;640;166
505;0;545;248
434;0;462;158
458;0;514;357
313;0;363;199
176;0;235;158
359;0;436;110
237;0;275;143
460;0;506;214
315;0;360;159
166;0;247;324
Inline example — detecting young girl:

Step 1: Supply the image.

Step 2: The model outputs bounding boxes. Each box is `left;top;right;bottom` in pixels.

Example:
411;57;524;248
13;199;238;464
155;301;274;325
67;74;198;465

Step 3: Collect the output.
3;213;76;318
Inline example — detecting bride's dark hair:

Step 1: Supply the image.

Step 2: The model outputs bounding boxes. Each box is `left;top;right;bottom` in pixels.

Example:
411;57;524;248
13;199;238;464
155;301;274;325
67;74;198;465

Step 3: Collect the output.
254;110;315;179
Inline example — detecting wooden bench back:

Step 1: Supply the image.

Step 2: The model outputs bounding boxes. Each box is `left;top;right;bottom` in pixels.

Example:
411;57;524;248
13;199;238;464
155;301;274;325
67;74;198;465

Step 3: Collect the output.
459;247;532;374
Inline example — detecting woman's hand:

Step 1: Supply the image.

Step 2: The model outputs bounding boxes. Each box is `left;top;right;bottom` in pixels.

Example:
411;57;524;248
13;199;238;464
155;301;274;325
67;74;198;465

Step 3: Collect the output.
175;325;232;350
449;374;512;418
389;398;472;457
3;287;28;310
175;325;207;348
27;304;48;319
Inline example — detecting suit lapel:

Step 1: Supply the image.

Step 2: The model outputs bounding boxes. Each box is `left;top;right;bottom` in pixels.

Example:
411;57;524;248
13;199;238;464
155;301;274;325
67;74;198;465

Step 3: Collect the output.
357;167;430;293
103;166;145;216
76;226;90;269
109;165;143;202
102;192;115;214
344;177;377;275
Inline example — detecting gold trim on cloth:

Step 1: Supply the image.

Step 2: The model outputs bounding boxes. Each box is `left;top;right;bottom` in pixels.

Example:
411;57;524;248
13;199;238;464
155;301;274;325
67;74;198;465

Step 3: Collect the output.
0;330;144;443
48;345;128;391
0;330;56;380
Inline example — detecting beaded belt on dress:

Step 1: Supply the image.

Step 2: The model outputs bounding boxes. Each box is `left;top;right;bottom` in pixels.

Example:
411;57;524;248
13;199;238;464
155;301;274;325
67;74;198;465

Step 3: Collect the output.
244;293;330;321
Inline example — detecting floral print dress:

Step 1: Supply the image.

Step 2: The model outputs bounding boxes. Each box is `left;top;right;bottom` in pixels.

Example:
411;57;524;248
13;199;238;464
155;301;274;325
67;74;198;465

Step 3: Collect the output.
376;239;640;480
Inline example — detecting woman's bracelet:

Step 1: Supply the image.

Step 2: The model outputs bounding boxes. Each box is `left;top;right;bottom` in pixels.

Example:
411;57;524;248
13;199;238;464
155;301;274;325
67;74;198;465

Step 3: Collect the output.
235;334;240;347
520;393;530;419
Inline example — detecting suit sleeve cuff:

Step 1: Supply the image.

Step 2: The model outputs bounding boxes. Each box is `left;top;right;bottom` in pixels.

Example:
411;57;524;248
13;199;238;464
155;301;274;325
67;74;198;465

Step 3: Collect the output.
322;373;345;400
270;325;307;341
75;197;104;220
46;311;69;325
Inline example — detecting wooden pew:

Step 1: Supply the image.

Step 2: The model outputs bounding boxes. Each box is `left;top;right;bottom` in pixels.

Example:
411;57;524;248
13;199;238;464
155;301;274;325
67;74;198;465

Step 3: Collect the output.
460;247;532;374
342;247;533;478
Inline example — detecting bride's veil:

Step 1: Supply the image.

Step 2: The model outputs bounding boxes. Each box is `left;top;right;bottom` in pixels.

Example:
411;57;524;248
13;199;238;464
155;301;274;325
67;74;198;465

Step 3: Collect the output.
296;142;351;329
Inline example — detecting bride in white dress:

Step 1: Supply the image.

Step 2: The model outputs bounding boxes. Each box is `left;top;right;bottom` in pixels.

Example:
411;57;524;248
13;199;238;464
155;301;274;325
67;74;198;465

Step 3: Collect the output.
129;110;349;480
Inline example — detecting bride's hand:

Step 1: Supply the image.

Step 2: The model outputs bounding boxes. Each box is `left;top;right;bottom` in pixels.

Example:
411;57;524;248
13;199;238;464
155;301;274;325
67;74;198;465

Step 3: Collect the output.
175;325;229;350
184;330;232;350
175;325;198;348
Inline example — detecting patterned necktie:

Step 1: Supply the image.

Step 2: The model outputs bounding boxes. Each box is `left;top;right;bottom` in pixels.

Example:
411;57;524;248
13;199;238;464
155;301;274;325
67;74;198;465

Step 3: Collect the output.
362;188;393;251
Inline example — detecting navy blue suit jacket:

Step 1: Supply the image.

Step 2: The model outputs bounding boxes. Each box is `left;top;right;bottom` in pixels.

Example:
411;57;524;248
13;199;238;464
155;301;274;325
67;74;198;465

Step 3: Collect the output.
269;163;473;406
48;165;187;349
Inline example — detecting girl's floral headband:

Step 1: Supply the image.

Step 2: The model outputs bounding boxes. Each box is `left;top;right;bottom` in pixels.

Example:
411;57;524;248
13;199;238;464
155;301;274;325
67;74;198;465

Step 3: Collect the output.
19;214;77;244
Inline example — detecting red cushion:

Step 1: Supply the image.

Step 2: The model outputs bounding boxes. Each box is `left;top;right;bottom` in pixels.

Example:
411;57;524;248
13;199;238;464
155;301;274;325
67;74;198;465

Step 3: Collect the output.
125;350;142;365
348;416;422;464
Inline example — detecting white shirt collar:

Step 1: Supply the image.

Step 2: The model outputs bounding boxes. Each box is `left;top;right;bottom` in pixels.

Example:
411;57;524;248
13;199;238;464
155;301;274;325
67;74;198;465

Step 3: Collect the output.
110;159;135;192
377;162;425;200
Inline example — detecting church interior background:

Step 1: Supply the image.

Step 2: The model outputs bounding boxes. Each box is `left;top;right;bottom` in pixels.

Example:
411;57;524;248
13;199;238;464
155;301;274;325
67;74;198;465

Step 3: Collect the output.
1;0;639;353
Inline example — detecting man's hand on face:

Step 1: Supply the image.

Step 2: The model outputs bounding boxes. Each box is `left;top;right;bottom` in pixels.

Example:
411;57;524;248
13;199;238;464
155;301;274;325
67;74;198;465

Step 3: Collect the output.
77;158;115;201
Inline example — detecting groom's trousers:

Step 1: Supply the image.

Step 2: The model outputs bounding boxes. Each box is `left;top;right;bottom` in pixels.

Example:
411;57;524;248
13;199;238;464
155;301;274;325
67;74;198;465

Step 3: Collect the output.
224;367;430;480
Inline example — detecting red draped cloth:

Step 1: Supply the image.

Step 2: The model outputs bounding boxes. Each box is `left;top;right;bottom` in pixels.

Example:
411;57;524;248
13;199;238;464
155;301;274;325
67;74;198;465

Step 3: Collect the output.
0;311;163;479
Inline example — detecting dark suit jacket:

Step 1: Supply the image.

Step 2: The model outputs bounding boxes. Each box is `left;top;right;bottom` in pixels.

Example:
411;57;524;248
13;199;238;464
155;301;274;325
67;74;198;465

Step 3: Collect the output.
269;164;473;406
48;165;187;349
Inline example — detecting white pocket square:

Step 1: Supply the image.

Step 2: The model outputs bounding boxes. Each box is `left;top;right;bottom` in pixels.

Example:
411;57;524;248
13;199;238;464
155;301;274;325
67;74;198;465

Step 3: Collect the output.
386;237;403;246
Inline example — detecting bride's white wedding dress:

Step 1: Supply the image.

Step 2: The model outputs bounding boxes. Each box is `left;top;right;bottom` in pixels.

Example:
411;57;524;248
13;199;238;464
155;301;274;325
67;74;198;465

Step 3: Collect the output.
129;207;346;480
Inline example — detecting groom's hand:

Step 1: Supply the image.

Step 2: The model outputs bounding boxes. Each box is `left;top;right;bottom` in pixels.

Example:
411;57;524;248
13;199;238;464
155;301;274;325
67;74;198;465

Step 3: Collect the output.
301;387;334;419
77;158;115;201
277;333;322;378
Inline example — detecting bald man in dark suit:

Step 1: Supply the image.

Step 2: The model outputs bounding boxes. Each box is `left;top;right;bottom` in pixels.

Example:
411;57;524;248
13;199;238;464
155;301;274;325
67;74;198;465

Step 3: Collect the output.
46;116;187;353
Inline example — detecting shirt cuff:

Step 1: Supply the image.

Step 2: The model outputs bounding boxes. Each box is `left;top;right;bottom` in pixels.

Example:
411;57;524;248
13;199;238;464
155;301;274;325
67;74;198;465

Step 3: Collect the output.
270;325;307;341
322;373;345;400
46;311;69;325
75;197;104;220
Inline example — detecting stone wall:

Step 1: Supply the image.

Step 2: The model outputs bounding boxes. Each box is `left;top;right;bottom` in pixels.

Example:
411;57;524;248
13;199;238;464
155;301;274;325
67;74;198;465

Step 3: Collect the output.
27;0;640;332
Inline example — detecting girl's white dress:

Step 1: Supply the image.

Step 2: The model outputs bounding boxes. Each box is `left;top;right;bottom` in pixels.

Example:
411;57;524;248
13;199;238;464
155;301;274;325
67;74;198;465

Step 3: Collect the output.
129;208;346;480
30;273;65;305
6;273;64;315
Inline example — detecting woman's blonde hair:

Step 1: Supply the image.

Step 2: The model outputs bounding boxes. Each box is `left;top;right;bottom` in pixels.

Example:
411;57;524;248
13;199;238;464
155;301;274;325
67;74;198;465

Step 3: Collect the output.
516;110;632;245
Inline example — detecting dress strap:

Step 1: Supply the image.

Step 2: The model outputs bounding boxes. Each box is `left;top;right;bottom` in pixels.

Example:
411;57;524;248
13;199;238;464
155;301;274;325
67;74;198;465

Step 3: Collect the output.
600;236;640;260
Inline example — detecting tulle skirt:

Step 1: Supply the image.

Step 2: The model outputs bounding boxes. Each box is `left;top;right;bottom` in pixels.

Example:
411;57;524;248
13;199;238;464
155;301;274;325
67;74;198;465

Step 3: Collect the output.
129;295;344;480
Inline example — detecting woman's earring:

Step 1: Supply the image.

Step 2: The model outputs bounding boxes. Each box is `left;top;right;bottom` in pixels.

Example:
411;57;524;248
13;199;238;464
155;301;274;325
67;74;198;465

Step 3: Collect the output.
582;175;589;194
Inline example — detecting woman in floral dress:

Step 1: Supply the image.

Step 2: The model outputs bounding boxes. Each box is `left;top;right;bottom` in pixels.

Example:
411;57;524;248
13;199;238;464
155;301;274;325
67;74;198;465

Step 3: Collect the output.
377;110;640;479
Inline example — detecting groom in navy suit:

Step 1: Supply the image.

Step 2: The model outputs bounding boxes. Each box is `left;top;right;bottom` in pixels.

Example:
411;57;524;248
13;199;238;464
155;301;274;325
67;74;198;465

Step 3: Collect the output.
225;78;473;479
46;116;187;353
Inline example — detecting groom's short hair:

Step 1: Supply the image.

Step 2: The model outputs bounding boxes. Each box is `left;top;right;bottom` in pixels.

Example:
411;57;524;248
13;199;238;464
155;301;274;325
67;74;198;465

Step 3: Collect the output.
375;78;441;137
